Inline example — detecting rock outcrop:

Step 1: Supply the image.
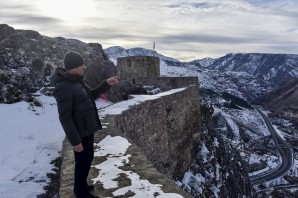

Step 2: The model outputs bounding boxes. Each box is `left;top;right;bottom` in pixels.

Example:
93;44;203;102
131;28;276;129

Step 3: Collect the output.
257;78;298;117
177;104;253;197
0;24;116;103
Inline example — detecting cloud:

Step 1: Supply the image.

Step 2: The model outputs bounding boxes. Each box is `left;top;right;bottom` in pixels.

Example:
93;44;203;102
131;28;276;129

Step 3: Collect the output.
248;0;298;9
0;4;36;11
0;14;61;25
158;33;262;44
0;1;61;28
164;1;221;10
0;0;298;60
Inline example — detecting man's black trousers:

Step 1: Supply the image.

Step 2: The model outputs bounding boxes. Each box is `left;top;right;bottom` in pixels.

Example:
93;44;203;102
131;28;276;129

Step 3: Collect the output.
74;134;94;195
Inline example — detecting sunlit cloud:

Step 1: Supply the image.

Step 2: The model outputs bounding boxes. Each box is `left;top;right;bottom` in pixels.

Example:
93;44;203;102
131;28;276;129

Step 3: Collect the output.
0;0;298;61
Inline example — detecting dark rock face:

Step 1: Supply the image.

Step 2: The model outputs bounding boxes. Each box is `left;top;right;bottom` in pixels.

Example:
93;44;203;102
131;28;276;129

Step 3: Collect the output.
0;24;116;103
257;78;298;111
178;104;252;197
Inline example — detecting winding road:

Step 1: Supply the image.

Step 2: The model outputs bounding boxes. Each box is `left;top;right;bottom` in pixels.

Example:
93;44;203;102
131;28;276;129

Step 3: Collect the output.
249;106;294;185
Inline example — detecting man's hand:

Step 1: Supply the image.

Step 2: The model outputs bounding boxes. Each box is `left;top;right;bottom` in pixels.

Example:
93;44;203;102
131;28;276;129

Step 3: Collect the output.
107;76;120;86
73;143;83;152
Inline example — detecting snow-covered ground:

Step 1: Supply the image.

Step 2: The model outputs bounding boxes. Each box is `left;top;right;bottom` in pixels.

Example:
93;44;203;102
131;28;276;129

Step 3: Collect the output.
0;88;187;198
0;94;64;198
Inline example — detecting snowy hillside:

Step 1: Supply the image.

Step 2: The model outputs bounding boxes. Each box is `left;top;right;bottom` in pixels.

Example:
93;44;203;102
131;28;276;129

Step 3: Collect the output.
162;63;298;196
208;53;298;83
105;46;183;67
188;57;215;67
160;64;270;138
0;93;64;197
105;47;277;101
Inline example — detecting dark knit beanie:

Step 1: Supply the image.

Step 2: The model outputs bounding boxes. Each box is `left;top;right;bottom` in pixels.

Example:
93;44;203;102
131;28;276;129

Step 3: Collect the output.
64;51;84;70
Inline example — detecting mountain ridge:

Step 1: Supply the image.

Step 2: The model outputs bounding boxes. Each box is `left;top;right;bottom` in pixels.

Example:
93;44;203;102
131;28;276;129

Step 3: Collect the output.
105;45;298;125
104;46;298;84
207;53;298;83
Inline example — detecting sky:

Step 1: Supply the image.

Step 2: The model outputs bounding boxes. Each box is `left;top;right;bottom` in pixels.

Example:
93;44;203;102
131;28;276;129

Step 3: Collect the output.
0;0;298;61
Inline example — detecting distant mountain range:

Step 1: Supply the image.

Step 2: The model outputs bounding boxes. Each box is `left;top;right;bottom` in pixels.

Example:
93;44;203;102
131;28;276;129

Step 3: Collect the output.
105;46;298;83
105;46;298;118
105;46;216;68
105;46;186;67
208;53;298;83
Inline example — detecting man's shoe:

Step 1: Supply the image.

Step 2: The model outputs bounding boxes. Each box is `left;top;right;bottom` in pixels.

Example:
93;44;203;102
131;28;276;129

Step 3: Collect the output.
75;192;99;198
87;185;94;192
85;193;99;198
74;184;94;194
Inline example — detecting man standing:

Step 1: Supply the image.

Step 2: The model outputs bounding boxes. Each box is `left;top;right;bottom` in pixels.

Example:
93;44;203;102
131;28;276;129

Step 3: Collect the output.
51;51;119;198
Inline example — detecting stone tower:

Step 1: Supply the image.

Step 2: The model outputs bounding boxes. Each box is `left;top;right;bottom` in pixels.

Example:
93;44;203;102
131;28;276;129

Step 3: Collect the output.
117;56;160;83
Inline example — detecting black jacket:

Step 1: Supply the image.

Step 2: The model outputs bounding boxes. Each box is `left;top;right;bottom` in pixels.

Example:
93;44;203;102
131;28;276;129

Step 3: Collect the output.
50;67;110;146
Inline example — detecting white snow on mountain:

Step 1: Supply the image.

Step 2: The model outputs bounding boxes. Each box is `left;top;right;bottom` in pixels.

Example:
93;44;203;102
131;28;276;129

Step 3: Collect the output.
105;46;183;66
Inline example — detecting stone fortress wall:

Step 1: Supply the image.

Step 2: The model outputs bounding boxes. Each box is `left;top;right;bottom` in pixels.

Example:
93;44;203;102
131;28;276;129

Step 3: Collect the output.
136;76;199;91
117;56;160;81
114;85;200;179
115;56;201;179
59;55;201;197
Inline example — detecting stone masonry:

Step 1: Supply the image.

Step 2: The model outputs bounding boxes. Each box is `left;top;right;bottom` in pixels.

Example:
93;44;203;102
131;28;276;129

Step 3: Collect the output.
117;56;160;82
136;76;199;91
108;55;200;180
114;85;201;180
59;114;193;198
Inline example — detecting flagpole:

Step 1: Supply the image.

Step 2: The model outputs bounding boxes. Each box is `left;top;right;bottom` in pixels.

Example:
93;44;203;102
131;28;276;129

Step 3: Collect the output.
153;41;155;57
